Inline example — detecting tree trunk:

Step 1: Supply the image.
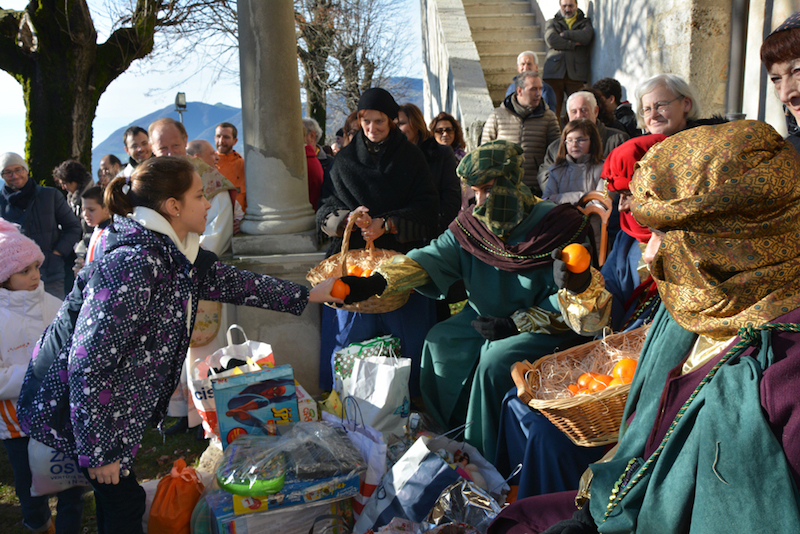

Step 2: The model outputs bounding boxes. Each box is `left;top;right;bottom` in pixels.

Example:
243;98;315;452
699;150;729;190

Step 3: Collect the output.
0;1;157;185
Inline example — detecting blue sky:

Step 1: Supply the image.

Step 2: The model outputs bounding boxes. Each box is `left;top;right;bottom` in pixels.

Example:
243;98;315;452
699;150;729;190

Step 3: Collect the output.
0;0;422;157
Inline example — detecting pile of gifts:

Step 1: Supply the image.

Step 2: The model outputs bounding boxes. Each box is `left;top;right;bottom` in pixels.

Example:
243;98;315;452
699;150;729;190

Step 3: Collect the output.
187;328;509;534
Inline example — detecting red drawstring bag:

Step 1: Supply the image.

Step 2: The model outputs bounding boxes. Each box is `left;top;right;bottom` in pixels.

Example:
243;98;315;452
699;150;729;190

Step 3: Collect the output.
148;458;205;534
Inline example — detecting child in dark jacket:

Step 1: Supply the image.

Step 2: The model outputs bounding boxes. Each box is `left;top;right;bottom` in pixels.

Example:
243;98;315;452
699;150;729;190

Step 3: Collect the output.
16;157;340;534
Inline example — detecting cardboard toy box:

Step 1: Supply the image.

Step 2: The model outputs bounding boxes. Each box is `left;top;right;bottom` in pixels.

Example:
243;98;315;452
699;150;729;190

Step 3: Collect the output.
295;382;319;422
212;364;299;449
206;482;356;533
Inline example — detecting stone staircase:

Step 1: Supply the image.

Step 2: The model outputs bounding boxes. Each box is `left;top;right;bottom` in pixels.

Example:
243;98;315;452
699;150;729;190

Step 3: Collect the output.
462;0;548;108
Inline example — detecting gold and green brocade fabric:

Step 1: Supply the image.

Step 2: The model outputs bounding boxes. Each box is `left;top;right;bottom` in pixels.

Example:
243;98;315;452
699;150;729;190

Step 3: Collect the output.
631;120;800;337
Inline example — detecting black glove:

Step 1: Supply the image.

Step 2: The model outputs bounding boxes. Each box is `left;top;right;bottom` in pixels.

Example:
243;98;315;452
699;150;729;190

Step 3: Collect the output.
339;274;387;304
552;249;592;294
471;316;518;341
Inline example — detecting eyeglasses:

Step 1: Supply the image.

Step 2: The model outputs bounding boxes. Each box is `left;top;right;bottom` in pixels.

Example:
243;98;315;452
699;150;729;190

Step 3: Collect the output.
638;97;682;117
1;167;27;178
565;137;590;145
434;127;454;134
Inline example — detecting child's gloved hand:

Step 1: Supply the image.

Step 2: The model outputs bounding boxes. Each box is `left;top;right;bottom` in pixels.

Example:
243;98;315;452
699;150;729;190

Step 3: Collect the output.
552;249;591;294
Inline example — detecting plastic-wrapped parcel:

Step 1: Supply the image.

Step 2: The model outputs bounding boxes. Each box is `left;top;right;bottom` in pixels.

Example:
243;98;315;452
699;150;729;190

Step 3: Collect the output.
216;421;366;496
425;479;502;534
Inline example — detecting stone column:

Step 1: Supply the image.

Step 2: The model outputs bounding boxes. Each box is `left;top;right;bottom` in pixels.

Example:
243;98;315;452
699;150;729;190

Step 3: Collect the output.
237;0;316;247
232;0;326;396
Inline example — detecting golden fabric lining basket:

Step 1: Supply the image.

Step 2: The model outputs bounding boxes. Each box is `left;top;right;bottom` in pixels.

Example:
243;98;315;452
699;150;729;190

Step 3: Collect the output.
519;325;650;447
307;213;410;314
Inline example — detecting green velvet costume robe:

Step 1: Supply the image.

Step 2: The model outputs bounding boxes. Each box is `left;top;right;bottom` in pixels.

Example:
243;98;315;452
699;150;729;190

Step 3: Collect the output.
407;200;591;461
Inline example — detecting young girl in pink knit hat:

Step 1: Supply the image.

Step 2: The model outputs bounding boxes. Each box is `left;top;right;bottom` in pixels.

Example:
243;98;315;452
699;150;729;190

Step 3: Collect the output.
0;218;84;534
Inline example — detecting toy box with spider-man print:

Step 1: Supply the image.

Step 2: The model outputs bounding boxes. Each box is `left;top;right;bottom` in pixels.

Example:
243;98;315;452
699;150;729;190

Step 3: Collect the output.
212;364;299;449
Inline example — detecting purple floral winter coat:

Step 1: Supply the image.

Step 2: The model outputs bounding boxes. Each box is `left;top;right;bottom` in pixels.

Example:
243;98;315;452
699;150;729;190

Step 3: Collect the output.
17;215;309;470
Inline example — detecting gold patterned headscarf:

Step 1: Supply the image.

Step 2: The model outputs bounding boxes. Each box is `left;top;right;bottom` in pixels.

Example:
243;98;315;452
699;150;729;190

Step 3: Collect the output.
631;120;800;337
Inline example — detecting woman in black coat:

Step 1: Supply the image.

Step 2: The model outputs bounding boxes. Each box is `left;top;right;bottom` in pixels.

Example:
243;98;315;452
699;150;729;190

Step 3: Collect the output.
316;88;440;396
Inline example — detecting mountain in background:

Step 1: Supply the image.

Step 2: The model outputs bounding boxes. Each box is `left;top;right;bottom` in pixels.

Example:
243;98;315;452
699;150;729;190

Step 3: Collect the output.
92;77;423;178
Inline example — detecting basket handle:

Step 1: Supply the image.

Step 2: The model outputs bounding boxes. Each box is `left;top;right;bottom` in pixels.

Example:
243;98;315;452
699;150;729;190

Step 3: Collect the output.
340;212;376;277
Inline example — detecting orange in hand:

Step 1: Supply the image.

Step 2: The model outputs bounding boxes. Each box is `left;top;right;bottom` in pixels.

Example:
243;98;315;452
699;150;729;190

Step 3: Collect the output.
612;359;637;384
561;244;591;273
330;279;350;300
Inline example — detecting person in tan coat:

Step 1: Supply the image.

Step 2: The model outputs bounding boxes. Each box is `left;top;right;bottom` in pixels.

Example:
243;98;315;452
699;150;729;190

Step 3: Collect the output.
482;71;561;196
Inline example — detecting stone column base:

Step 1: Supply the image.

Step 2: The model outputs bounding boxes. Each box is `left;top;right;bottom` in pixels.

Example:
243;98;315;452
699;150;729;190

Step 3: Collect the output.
227;245;328;397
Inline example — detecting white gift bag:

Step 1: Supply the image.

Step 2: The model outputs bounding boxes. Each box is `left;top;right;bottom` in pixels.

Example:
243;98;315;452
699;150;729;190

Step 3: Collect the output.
28;438;89;497
347;352;411;441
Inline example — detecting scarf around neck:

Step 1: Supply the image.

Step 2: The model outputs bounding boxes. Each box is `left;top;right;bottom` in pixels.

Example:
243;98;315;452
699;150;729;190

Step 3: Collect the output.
2;177;36;210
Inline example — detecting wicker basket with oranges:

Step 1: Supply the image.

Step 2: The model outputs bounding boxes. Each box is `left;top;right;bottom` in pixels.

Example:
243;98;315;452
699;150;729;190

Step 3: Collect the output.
512;325;649;447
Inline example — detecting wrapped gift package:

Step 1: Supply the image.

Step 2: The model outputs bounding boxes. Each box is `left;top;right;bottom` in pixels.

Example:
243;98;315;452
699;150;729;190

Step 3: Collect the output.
212;364;299;448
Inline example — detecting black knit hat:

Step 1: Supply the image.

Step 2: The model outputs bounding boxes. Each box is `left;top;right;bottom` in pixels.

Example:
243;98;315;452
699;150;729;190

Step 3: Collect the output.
357;88;399;120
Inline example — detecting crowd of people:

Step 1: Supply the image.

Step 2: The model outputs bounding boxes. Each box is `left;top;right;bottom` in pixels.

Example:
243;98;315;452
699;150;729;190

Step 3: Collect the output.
3;3;800;533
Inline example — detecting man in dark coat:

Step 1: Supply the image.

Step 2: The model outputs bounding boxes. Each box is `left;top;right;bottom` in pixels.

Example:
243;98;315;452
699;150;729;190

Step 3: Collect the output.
542;0;594;121
0;152;81;298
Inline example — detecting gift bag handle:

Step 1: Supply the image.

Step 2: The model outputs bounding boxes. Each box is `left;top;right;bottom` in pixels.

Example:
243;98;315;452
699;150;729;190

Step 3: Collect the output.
226;324;249;346
343;395;366;429
308;514;351;534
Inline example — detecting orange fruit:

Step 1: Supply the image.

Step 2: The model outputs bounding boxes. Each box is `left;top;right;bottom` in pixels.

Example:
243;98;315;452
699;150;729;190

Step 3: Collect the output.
561;244;591;273
587;374;612;393
330;279;350;300
612;359;637;384
361;268;373;277
567;383;580;396
576;373;594;389
347;264;363;277
607;377;625;388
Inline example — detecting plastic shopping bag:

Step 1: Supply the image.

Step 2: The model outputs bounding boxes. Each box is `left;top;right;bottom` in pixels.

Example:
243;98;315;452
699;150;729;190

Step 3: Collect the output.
189;324;271;439
28;438;89;497
348;353;410;441
149;458;205;534
353;436;463;533
322;409;387;520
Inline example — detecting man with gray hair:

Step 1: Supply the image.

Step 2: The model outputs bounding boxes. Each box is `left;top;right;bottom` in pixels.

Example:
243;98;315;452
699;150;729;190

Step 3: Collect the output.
505;51;557;113
482;70;561;195
187;139;220;168
537;90;629;192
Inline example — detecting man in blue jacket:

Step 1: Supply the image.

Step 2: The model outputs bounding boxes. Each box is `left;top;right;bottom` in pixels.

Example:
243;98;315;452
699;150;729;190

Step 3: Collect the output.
0;152;81;298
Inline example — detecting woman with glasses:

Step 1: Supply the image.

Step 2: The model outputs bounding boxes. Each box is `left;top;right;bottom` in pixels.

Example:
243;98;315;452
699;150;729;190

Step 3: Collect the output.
429;112;467;162
634;74;705;136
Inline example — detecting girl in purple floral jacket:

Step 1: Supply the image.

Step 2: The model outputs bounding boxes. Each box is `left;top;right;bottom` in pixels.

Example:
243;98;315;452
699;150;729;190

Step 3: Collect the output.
16;157;339;534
